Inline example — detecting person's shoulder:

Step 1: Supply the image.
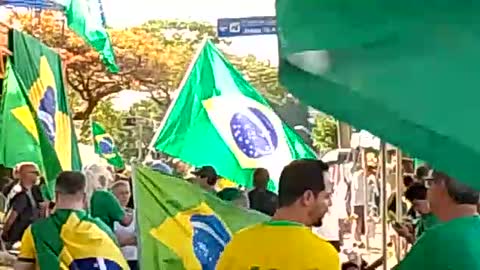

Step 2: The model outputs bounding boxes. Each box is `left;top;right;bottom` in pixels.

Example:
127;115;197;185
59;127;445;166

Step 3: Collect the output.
228;223;265;241
92;189;115;200
307;233;340;260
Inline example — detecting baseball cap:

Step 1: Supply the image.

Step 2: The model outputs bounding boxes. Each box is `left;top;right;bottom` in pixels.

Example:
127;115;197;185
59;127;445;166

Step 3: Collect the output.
192;166;218;181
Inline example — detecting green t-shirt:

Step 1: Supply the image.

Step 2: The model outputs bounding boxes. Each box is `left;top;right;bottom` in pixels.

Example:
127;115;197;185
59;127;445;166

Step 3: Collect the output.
396;215;480;270
415;213;440;240
90;190;125;230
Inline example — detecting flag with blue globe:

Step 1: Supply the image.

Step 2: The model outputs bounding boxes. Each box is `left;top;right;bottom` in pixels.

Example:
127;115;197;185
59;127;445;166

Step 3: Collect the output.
92;121;124;169
203;94;293;183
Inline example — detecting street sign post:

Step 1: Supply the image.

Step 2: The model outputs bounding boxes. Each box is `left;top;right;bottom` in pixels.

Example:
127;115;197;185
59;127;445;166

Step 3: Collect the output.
217;16;276;37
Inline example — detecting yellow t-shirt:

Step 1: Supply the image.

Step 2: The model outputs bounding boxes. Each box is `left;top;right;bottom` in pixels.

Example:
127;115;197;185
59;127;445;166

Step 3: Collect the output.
217;220;340;270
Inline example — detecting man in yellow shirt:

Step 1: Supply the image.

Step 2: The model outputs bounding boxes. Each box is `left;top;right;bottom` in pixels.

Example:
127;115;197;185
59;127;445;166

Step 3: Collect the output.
217;159;339;270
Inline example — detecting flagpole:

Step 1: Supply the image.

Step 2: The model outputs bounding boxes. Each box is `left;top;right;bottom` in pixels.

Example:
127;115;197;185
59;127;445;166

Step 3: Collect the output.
89;115;94;147
146;37;209;153
380;141;388;270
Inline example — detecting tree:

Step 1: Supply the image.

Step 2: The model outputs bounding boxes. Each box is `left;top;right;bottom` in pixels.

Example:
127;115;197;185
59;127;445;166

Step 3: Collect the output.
7;10;190;120
139;19;286;104
76;98;167;162
8;11;286;128
311;115;337;152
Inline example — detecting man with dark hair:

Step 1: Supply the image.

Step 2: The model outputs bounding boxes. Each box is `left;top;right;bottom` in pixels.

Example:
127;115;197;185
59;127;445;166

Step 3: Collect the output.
415;165;430;183
394;183;440;244
192;166;218;193
217;159;339;270
14;171;128;270
395;171;480;270
248;168;278;216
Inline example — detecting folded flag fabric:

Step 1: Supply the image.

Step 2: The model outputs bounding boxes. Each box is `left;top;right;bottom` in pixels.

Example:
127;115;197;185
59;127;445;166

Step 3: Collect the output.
276;0;480;190
134;167;268;270
0;29;82;199
150;40;316;191
92;120;124;169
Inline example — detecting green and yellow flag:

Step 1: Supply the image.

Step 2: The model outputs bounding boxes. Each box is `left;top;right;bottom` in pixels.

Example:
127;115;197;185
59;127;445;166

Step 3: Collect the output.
135;167;268;270
92;120;124;169
0;29;82;199
20;209;128;269
150;41;316;191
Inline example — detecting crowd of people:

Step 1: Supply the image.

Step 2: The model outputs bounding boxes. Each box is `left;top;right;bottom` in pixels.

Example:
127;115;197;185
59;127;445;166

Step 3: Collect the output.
0;157;478;269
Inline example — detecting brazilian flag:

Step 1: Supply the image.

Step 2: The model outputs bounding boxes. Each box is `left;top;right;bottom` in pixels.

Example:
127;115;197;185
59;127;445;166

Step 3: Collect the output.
20;209;129;269
135;167;268;270
92;120;124;169
0;29;82;199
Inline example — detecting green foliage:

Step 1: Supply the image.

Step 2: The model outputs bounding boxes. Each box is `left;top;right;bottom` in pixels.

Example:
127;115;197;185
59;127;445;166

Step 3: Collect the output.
311;115;338;152
77;98;166;162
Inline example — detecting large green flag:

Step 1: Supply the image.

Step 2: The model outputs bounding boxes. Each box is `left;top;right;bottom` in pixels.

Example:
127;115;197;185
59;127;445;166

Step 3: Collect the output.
56;0;118;73
135;167;268;270
150;40;316;190
277;1;480;190
0;29;82;199
92;120;124;169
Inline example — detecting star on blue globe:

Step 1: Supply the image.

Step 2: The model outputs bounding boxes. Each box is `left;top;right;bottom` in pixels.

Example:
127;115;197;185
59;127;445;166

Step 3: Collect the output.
98;137;115;155
230;107;278;159
191;214;231;270
38;86;56;144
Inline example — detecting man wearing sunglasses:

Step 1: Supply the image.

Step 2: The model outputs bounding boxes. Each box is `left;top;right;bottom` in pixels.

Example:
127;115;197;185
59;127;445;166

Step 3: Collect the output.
2;162;44;248
395;170;480;270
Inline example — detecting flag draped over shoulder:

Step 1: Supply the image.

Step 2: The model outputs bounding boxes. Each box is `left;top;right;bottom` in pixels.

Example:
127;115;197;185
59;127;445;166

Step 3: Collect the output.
55;0;118;72
135;167;268;270
27;209;128;269
92;120;124;169
0;29;82;199
150;40;316;190
276;1;480;190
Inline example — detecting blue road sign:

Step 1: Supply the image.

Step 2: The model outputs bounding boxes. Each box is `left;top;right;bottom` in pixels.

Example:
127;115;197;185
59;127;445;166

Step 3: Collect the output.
217;16;276;38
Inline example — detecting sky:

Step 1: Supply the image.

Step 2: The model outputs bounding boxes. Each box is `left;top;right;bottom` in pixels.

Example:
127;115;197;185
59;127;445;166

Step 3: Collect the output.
102;0;278;64
101;0;279;110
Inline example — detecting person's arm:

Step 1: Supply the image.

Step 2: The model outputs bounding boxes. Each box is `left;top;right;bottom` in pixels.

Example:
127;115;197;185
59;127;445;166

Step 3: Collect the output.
3;195;27;239
115;231;137;246
393;223;415;244
14;227;36;270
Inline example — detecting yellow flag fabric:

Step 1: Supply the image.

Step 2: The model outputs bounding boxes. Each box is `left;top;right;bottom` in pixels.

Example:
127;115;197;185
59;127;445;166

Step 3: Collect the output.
135;167;268;270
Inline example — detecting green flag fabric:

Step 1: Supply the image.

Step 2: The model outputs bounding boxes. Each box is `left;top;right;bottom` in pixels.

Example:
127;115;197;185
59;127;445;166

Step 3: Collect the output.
276;1;480;190
135;167;268;270
0;29;82;199
58;0;118;73
92;121;124;169
150;40;316;190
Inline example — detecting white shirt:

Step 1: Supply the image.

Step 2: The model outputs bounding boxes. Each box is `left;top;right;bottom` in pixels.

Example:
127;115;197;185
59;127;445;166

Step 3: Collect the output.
351;170;366;206
114;211;137;261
